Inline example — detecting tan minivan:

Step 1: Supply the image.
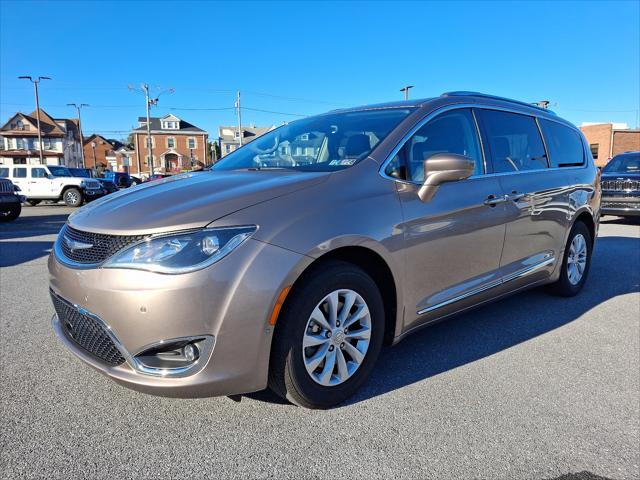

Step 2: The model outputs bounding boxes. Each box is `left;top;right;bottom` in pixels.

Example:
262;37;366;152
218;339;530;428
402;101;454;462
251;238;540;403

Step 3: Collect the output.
49;92;600;408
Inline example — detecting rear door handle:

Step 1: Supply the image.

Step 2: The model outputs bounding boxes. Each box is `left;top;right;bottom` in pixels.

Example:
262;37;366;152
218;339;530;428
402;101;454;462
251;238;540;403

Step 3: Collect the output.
484;194;509;206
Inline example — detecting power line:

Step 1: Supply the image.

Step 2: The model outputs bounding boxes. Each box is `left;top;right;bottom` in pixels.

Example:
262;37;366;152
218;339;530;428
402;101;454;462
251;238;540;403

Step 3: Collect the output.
243;107;308;117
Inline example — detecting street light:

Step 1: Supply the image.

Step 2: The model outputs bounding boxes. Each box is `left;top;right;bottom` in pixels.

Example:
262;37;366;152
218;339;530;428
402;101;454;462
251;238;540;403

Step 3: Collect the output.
67;103;89;168
18;75;51;164
400;85;414;101
129;84;174;177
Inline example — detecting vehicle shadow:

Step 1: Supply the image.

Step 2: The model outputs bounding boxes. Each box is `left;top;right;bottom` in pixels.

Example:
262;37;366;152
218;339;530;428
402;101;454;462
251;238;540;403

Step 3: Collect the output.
0;213;67;240
0;241;53;267
248;235;639;407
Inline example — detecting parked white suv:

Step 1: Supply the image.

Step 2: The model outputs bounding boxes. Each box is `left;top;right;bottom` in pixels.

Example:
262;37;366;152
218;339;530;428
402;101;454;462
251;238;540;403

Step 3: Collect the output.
0;165;104;207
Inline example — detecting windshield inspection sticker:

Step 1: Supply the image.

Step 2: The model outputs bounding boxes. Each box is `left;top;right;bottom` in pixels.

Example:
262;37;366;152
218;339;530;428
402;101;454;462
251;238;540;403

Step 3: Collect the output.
340;159;357;165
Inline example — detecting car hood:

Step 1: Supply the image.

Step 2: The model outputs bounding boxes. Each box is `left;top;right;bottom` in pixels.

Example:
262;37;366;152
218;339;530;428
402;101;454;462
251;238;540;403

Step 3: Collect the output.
601;172;640;180
68;170;329;234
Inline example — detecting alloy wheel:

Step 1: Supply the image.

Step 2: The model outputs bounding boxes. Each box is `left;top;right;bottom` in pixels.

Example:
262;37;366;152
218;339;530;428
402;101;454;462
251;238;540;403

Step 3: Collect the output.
302;289;372;386
567;233;587;285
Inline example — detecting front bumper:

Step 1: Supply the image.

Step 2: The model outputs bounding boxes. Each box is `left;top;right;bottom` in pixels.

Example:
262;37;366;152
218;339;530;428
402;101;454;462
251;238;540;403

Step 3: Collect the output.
601;194;640;216
82;187;106;200
48;238;310;397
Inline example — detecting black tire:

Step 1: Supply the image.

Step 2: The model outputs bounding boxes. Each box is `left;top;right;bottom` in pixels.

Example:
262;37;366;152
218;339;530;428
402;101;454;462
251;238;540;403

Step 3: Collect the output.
269;260;385;409
547;221;593;297
63;188;83;207
0;203;21;222
27;200;41;206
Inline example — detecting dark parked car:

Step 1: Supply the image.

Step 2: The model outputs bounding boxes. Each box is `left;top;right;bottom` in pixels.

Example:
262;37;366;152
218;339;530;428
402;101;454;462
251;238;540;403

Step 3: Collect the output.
102;171;141;188
601;152;640;217
0;178;24;222
69;168;119;194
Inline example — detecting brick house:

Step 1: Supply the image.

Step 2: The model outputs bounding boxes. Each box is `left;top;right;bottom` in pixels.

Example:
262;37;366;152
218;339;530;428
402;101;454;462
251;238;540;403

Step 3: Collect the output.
0;109;83;166
579;123;640;167
219;125;273;157
131;114;208;175
83;134;121;172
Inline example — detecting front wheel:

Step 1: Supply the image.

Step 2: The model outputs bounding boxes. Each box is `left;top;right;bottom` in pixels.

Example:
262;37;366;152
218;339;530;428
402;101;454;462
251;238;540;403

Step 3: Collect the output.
547;221;593;297
0;203;21;222
63;188;83;207
269;261;384;409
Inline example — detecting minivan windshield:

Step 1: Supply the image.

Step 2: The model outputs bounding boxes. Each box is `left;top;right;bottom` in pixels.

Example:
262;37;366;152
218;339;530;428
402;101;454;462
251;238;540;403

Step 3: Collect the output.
48;166;73;177
602;154;640;173
213;108;415;172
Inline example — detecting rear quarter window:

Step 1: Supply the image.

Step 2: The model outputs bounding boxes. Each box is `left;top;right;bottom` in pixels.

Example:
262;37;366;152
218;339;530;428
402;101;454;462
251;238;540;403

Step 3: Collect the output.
539;119;585;167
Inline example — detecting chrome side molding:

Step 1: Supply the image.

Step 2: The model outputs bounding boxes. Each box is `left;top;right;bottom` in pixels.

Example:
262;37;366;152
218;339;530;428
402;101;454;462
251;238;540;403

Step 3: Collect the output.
417;256;555;315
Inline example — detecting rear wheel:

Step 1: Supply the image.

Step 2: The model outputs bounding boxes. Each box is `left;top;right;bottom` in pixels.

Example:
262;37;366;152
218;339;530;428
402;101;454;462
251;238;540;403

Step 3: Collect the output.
547;221;592;297
63;188;83;207
269;261;384;409
0;203;21;222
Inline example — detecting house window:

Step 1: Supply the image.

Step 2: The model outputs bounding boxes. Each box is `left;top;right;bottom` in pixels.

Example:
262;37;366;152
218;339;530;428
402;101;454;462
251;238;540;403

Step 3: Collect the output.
225;144;231;153
162;121;179;129
188;138;196;149
234;131;241;139
590;144;599;160
146;137;154;148
300;133;309;141
167;137;175;149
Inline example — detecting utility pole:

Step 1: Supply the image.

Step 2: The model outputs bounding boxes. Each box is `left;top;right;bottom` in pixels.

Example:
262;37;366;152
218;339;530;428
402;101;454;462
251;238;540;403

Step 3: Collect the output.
235;90;243;146
67;103;89;168
18;76;51;164
129;83;174;178
400;85;414;101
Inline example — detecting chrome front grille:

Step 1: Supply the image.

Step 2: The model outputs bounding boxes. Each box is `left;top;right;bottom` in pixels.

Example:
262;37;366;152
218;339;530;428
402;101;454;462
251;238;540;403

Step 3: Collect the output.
58;224;146;265
602;178;640;192
51;291;126;366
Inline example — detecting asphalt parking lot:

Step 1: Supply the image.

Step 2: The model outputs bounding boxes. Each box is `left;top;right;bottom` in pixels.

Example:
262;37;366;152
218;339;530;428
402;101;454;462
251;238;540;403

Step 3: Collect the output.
1;205;638;480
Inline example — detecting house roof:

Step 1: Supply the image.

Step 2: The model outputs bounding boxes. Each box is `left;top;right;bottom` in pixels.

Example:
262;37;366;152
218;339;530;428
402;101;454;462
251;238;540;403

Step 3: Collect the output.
83;134;114;147
0;109;67;137
132;116;207;134
218;125;273;143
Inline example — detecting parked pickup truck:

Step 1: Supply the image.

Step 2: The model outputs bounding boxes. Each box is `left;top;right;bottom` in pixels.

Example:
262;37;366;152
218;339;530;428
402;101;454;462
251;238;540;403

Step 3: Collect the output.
0;164;105;207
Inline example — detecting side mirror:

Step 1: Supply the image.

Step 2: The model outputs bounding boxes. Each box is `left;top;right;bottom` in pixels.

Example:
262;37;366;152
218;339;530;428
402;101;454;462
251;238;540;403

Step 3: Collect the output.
418;153;475;202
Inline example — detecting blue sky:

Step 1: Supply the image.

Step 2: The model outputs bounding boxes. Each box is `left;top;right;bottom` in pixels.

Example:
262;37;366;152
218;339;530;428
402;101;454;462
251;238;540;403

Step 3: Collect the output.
1;0;638;141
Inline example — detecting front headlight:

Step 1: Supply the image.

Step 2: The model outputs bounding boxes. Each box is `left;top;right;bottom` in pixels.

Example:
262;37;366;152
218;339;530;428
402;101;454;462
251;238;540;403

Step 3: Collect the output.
103;226;256;274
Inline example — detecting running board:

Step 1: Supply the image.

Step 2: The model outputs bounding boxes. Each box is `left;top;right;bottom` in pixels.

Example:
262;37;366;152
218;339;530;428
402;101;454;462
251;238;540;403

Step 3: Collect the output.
417;256;555;315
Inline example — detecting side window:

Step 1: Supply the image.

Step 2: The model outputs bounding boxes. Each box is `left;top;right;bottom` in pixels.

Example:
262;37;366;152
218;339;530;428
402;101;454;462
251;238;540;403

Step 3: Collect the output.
0;167;9;178
480;110;548;173
385;109;483;182
31;167;48;178
13;167;27;178
539;119;584;167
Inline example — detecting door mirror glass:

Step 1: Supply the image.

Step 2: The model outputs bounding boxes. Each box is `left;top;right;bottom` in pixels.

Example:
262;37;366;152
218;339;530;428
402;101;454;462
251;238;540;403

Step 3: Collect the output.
418;153;475;202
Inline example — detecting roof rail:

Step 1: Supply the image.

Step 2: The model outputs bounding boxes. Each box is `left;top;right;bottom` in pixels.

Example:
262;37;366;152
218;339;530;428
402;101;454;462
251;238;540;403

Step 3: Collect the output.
441;91;557;115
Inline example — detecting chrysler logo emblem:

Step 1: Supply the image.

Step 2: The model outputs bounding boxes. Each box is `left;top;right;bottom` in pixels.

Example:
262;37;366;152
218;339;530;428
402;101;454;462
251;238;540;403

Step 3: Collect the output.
64;235;93;251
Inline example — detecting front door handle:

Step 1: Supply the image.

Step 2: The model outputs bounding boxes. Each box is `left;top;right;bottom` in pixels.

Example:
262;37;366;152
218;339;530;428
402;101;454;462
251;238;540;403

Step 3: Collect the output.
484;194;509;206
508;192;528;202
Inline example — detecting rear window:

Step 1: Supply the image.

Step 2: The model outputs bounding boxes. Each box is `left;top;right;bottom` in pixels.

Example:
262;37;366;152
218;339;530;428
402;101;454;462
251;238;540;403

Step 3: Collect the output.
0;167;8;178
13;167;27;178
479;110;548;173
539;119;584;167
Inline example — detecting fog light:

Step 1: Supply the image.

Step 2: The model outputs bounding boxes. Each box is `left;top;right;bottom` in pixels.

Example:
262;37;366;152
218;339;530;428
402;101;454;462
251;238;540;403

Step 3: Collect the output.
183;343;199;362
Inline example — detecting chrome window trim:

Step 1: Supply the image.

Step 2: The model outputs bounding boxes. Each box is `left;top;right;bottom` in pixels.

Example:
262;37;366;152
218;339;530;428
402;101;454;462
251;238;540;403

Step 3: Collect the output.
378;103;588;186
50;289;214;378
416;256;555;315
